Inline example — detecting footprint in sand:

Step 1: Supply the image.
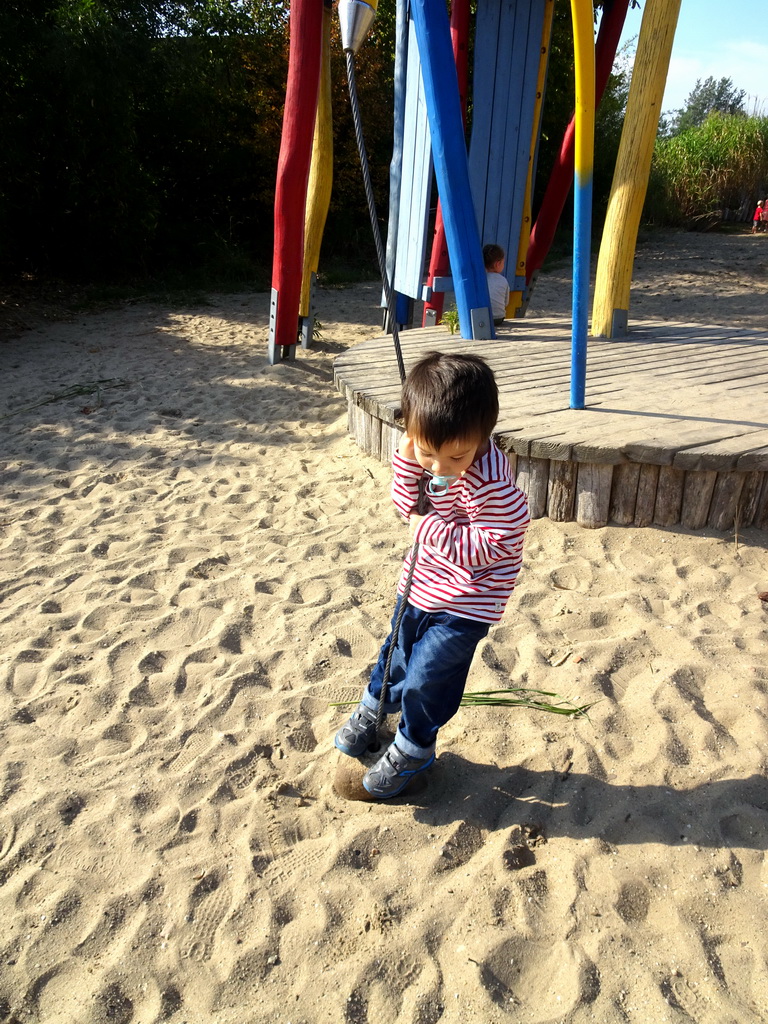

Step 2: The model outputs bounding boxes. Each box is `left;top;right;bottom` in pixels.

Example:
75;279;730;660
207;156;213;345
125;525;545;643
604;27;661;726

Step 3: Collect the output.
0;822;18;865
615;880;651;923
159;732;211;775
287;579;332;606
223;745;273;794
345;956;444;1024
283;721;318;753
480;935;599;1017
46;833;132;882
178;870;231;962
6;649;47;699
250;802;330;895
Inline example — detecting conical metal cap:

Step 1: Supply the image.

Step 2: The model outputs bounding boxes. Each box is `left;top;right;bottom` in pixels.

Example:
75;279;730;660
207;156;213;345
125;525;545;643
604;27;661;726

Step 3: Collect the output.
338;0;377;54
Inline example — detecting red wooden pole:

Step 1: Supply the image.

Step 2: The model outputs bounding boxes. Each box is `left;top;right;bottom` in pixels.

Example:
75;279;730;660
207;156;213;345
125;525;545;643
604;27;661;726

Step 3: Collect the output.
421;0;470;325
526;0;629;284
270;0;324;360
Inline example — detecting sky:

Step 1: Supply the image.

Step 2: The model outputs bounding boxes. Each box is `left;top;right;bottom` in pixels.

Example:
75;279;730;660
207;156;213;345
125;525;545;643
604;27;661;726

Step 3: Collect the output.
616;0;768;117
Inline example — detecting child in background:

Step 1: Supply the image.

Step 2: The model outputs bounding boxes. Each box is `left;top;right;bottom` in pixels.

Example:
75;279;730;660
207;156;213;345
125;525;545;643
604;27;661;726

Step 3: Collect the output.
334;352;530;799
483;243;510;325
752;200;763;234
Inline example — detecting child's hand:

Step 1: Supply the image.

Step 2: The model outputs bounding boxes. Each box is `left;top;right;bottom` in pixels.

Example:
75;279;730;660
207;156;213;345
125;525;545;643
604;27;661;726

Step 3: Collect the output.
398;433;416;461
409;512;425;537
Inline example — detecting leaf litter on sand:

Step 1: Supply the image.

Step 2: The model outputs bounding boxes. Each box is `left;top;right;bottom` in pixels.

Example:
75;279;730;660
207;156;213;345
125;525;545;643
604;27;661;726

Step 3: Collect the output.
1;378;129;419
331;687;596;719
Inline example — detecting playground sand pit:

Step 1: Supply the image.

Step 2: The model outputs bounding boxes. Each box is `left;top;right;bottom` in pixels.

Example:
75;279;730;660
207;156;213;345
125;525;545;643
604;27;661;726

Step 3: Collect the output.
1;228;767;1022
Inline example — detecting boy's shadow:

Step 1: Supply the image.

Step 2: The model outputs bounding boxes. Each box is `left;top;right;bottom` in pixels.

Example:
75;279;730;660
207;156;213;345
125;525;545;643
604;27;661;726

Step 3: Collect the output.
407;753;768;851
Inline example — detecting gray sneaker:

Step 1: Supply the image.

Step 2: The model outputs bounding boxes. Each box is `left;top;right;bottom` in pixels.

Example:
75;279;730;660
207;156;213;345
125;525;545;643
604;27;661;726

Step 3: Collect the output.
362;741;435;799
334;702;379;757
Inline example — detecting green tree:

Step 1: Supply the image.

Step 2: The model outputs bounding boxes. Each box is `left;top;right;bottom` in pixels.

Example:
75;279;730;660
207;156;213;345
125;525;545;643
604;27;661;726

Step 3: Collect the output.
668;76;747;135
646;113;768;225
0;1;293;279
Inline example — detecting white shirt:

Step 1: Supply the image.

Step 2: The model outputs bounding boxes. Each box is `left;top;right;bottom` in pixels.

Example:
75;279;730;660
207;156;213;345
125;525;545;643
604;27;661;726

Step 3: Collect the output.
486;271;510;319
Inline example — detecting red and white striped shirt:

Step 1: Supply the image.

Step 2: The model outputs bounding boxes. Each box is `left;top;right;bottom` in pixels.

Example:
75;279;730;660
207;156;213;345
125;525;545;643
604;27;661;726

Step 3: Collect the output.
392;441;529;623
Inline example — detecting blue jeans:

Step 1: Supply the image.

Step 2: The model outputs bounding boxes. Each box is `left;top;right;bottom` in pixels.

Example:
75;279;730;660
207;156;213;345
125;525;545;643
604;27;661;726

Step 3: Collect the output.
362;598;490;758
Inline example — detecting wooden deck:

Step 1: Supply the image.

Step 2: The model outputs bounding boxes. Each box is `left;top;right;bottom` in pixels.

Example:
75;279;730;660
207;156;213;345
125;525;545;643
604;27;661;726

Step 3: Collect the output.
334;317;768;531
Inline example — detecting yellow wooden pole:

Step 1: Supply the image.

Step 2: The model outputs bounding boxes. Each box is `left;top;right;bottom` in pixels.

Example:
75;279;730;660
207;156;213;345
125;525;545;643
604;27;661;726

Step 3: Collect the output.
591;0;681;338
300;2;334;318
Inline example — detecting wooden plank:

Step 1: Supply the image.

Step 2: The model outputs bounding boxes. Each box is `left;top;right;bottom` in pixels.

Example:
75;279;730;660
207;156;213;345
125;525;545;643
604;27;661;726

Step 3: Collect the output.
359;391;401;420
469;0;545;270
754;475;768;531
576;462;613;528
547;459;577;521
381;421;402;464
735;471;763;529
490;0;523;248
501;346;768;385
634;464;659;527
707;471;746;532
393;16;433;300
673;430;768;471
503;434;531;457
723;373;768;390
515;455;531;504
529;437;573;460
361;409;382;459
383;0;408;301
737;448;768;472
496;0;542;264
512;415;765;468
680;470;717;530
482;0;517;245
653;465;685;527
515;455;548;518
658;350;768;381
573;441;629;465
527;457;550;518
351;403;366;449
609;462;640;525
467;0;499;223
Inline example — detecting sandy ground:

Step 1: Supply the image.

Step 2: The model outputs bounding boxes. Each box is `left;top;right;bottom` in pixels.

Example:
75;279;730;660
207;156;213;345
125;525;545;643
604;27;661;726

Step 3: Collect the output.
1;229;768;1024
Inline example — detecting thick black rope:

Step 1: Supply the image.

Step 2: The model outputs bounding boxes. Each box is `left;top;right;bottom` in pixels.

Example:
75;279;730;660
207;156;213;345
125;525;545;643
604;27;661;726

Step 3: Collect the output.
375;548;418;735
345;47;426;750
344;50;407;386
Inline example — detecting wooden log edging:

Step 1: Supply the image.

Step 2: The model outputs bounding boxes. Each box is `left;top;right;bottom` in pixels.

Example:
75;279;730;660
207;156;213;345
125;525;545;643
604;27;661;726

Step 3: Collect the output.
350;402;768;532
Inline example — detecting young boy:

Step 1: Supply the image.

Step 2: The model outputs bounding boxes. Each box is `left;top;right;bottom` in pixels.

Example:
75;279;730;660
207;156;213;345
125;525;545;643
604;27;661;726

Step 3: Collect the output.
483;243;510;325
335;352;530;799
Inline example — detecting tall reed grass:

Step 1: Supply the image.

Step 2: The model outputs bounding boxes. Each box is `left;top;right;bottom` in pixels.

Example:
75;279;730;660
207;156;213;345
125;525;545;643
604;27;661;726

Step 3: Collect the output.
646;114;768;225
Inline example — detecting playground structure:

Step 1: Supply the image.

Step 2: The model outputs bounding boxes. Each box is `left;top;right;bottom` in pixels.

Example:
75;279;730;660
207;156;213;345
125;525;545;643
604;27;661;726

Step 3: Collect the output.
268;0;768;532
269;0;682;370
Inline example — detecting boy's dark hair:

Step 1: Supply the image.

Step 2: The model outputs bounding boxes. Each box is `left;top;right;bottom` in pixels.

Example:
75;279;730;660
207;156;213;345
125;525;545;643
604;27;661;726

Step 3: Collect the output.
401;352;499;448
483;243;505;269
